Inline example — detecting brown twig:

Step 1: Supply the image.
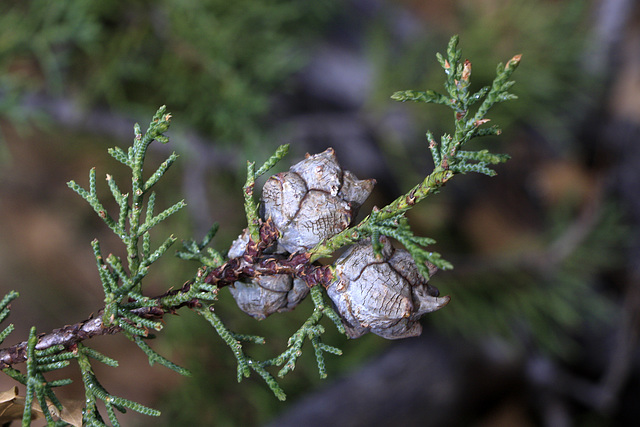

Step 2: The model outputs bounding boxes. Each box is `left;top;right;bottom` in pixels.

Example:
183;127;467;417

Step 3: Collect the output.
0;306;164;369
0;220;333;369
203;219;333;288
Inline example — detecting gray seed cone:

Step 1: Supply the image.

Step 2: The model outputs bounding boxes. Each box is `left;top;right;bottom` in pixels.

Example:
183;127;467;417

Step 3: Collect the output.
326;236;450;339
261;148;375;253
227;229;309;320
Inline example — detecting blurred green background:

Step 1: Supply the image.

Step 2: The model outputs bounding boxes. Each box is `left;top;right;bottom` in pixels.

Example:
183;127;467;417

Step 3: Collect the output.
1;0;639;425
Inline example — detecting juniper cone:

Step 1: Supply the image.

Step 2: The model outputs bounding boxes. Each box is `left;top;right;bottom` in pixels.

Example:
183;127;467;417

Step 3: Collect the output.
327;236;450;339
228;229;309;319
261;148;376;253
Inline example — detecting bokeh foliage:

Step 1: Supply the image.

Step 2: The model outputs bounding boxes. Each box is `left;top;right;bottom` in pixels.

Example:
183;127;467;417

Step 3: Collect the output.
367;0;595;186
0;0;337;146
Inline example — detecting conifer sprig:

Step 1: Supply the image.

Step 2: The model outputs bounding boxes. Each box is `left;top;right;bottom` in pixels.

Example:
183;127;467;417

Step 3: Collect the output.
77;344;161;426
62;105;193;423
0;291;18;345
310;36;521;277
176;224;225;268
195;283;344;401
391;35;521;176
243;144;290;241
2;327;72;425
68;107;185;323
263;285;344;380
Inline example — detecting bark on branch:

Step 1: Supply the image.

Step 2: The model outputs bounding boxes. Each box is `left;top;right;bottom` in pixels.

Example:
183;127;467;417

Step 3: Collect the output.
0;220;332;369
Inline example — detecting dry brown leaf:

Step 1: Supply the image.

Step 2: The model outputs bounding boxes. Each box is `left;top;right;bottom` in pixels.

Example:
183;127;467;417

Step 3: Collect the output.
0;387;83;425
0;386;44;424
41;397;85;427
57;398;85;427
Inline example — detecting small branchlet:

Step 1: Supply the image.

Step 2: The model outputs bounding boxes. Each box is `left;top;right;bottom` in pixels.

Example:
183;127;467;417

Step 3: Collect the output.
367;214;453;277
5;105;190;424
176;224;225;268
244;144;290;241
3;327;70;425
77;344;161;425
71;106;185;330
0;291;18;345
310;35;521;269
391;34;521;176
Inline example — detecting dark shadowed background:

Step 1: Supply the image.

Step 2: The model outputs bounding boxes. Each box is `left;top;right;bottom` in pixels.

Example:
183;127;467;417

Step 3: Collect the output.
1;0;639;425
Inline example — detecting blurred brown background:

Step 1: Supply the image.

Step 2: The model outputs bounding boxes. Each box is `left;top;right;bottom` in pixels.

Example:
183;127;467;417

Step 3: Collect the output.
1;0;639;425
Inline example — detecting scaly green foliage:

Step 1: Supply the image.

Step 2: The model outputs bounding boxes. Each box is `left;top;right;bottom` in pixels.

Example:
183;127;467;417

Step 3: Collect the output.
77;344;161;426
194;284;345;401
2;106;201;425
391;35;519;176
176;224;225;268
244;144;290;241
309;36;520;272
0;291;18;344
68;107;185;330
1;327;72;426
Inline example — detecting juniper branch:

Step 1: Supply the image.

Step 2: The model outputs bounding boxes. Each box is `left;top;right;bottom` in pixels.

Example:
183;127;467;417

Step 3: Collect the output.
0;36;522;419
0;221;333;369
309;35;521;263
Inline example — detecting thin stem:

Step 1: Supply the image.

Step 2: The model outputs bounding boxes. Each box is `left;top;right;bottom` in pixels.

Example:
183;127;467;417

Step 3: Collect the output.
308;169;454;261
